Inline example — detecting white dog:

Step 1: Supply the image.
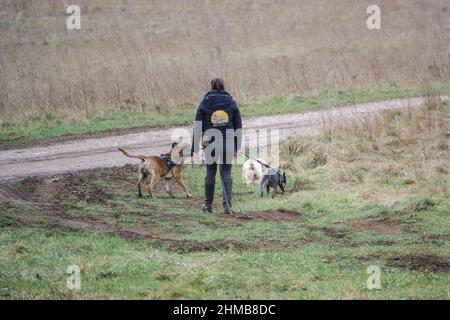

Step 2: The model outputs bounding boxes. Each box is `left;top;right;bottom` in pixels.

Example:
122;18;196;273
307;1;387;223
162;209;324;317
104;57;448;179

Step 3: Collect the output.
242;158;268;186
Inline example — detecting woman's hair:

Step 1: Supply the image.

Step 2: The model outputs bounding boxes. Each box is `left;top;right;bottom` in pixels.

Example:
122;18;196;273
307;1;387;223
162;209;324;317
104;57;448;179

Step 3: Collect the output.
210;78;225;91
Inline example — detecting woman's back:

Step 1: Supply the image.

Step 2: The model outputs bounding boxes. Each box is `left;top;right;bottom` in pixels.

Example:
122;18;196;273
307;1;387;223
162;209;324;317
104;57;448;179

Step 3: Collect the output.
197;89;241;133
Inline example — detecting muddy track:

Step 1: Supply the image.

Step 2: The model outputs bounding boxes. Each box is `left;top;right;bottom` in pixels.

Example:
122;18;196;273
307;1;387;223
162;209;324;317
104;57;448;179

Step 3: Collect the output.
0;97;444;182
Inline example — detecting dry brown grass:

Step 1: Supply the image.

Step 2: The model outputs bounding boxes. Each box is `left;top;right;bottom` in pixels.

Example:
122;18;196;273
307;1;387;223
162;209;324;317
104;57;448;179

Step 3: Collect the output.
0;0;449;121
281;100;450;203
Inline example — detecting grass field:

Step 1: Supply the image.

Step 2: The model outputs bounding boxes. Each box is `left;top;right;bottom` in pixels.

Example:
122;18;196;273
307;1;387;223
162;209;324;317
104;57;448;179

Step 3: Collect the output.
1;82;448;146
1;101;449;299
1;0;449;300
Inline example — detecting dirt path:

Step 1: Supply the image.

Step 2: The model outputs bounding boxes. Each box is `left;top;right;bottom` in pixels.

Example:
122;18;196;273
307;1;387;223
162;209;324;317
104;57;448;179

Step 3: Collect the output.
0;97;443;182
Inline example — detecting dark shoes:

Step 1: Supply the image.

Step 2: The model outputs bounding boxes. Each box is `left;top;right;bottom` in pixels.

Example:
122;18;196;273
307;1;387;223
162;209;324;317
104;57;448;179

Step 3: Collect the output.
223;203;233;215
203;179;215;214
222;178;233;215
201;204;213;214
203;178;234;215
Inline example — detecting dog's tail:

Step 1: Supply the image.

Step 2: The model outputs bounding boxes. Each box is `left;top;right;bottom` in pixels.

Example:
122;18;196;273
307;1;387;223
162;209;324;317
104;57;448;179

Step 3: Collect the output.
118;148;146;162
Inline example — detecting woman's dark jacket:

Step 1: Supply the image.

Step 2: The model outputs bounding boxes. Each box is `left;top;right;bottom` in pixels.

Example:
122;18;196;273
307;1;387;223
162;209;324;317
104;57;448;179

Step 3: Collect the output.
191;90;242;163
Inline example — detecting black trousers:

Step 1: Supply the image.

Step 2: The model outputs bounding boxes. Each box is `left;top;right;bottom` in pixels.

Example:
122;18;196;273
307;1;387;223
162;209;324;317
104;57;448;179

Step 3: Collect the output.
205;163;232;182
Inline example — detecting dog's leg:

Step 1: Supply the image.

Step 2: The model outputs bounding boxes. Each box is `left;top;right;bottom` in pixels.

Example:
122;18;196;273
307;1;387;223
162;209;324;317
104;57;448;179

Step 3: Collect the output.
260;181;266;197
138;177;144;198
148;173;159;198
272;185;278;198
253;172;261;186
164;179;175;198
174;176;192;198
247;174;254;186
137;168;146;198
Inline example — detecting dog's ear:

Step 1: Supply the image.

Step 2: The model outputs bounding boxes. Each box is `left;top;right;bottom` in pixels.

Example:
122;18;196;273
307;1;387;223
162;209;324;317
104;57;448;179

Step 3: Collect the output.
171;142;190;163
171;142;178;149
278;170;286;182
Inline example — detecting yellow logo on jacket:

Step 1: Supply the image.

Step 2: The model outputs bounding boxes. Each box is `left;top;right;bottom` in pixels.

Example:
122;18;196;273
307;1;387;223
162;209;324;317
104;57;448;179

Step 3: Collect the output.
211;110;229;126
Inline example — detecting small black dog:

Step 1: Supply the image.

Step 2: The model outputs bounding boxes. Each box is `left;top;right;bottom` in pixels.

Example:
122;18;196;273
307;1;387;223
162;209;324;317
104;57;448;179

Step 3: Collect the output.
260;169;287;198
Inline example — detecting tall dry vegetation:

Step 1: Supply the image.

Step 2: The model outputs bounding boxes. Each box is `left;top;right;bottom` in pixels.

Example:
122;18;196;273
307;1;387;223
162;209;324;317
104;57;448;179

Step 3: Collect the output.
0;0;449;121
281;98;450;202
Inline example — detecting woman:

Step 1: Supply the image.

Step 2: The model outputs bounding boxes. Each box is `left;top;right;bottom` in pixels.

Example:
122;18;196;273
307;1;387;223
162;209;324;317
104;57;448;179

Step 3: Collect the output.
191;78;242;214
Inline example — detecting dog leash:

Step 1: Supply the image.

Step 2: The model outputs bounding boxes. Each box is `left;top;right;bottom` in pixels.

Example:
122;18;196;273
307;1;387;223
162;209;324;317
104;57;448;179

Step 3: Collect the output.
243;153;272;170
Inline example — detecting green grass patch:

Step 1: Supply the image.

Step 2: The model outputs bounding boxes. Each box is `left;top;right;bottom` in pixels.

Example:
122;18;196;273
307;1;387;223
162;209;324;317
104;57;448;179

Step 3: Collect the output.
1;163;449;299
1;81;448;146
1;99;449;299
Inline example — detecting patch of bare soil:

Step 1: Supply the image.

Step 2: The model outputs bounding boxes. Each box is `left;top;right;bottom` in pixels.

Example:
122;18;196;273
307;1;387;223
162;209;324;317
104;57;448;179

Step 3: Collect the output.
84;225;313;252
96;223;318;252
162;239;255;253
0;163;188;207
77;221;316;252
346;218;403;235
306;225;365;247
387;253;450;273
372;240;398;246
96;164;137;183
354;252;385;262
0;206;251;252
321;227;349;239
241;208;304;223
421;234;450;244
73;187;113;203
1;174;85;205
0;170;316;252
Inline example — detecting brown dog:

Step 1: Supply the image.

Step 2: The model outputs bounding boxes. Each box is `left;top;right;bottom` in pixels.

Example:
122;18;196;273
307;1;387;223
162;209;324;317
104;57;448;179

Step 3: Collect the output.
118;142;192;199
